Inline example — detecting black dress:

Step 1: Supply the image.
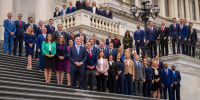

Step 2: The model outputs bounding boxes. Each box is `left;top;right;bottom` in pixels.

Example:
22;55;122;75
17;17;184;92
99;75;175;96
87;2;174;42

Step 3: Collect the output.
43;51;55;69
151;68;162;91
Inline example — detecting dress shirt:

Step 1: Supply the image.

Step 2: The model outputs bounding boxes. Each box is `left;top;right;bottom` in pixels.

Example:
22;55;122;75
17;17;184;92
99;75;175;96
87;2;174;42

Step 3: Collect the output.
100;58;104;71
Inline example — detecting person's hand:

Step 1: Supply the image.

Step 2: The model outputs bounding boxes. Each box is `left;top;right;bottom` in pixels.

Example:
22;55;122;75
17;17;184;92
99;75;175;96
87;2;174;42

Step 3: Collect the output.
179;36;181;40
157;37;160;40
59;56;64;60
100;71;104;74
75;62;80;66
171;84;173;87
126;44;129;46
171;37;172;40
152;80;154;84
137;40;140;43
162;84;164;88
38;49;40;53
90;66;95;69
10;32;14;36
29;44;33;48
147;40;149;44
118;71;121;75
174;82;178;85
143;79;146;82
132;77;135;82
14;35;16;38
156;40;158;43
164;37;166;40
184;38;187;41
116;76;118;80
188;39;191;41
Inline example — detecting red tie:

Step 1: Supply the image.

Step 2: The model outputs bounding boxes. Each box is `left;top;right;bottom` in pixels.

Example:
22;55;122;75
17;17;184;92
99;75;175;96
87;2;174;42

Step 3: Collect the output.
19;21;21;27
41;27;43;33
174;24;176;29
70;7;72;11
151;28;153;33
162;27;164;32
88;50;91;58
180;25;182;30
80;0;82;5
107;11;109;16
115;39;117;46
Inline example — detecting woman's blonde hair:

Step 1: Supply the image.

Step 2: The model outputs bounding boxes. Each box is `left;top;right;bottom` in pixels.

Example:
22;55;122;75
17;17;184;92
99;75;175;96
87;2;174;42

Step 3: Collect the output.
125;52;130;59
26;26;35;35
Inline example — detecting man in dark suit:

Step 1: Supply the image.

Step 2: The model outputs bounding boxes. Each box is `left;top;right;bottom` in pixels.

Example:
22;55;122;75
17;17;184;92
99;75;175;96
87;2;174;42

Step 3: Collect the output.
89;39;98;54
188;23;197;57
13;14;25;56
97;42;109;58
84;42;98;90
169;18;181;54
98;5;106;16
158;21;169;56
106;33;113;45
146;22;158;58
69;37;87;90
180;19;188;55
66;28;73;40
52;24;67;44
162;64;174;100
171;65;181;100
92;33;99;46
60;5;67;16
36;20;43;38
105;6;113;19
76;0;86;10
113;34;121;50
67;2;76;14
26;17;37;35
102;39;109;50
107;43;118;58
45;19;55;34
134;55;146;96
155;56;164;69
91;1;98;14
75;28;86;43
134;25;145;56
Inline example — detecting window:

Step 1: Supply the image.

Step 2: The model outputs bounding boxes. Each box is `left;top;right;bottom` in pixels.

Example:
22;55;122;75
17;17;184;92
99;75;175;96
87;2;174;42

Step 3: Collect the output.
192;1;196;20
165;0;169;17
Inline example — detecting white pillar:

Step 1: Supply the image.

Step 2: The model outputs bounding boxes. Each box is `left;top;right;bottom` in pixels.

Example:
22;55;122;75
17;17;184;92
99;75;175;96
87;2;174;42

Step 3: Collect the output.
172;0;178;19
195;0;199;21
189;0;193;20
158;0;165;17
180;0;185;19
35;0;50;24
185;0;191;20
135;0;140;8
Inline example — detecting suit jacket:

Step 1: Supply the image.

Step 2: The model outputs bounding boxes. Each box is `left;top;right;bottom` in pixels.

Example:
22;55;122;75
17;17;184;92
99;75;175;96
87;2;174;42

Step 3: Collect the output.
95;39;99;45
68;46;87;69
105;10;113;19
24;33;36;45
4;19;16;37
180;25;188;39
55;44;68;60
158;61;164;70
91;7;98;14
169;24;180;38
124;60;135;76
146;27;158;42
161;69;174;86
97;48;109;58
173;70;181;87
91;45;98;55
158;27;169;43
42;41;56;56
26;23;37;35
134;30;145;45
54;12;61;17
116;61;125;77
106;38;113;45
113;39;121;49
75;33;86;43
36;26;43;37
36;34;46;50
76;1;86;10
86;7;92;12
85;50;98;70
145;65;154;81
189;28;197;43
14;20;25;37
98;9;106;16
52;31;67;43
96;58;109;76
134;61;146;81
45;25;55;34
66;6;76;14
108;61;118;77
107;48;118;58
60;9;67;16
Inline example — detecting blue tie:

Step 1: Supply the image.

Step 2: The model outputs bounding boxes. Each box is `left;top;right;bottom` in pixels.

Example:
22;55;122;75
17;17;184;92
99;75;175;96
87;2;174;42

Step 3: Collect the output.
77;46;79;55
173;72;175;77
137;62;140;69
191;29;193;34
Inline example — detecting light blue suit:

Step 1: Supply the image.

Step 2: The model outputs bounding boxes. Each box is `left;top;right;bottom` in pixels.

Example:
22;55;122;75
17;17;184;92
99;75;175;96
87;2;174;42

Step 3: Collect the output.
3;19;16;55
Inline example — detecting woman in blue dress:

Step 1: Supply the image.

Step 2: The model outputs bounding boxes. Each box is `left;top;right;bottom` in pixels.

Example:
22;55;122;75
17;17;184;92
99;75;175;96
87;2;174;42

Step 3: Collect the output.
24;26;36;70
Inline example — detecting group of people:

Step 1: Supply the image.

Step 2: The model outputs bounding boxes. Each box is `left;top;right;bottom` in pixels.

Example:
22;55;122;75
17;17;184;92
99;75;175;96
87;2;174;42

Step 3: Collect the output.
53;1;113;19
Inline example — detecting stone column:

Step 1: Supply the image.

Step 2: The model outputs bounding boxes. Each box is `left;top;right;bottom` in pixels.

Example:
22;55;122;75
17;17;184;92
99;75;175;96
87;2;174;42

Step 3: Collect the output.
158;0;165;17
180;0;185;19
195;0;199;21
185;0;190;20
171;0;178;19
135;0;140;8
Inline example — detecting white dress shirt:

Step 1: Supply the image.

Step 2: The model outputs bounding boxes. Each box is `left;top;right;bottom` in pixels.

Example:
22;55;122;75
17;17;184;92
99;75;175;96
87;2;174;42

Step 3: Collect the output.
93;7;96;14
100;58;104;71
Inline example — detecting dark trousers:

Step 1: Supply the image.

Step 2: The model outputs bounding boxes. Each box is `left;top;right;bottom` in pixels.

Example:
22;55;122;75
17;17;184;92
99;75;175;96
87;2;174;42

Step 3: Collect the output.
148;41;157;58
13;36;24;56
160;40;168;56
136;43;145;57
38;52;44;70
84;70;96;90
124;74;133;95
172;38;180;54
135;80;143;96
116;76;124;94
108;75;116;93
163;85;173;100
35;48;39;58
181;39;187;55
172;85;180;100
70;66;84;90
143;80;152;97
96;74;107;92
188;42;196;57
3;36;14;55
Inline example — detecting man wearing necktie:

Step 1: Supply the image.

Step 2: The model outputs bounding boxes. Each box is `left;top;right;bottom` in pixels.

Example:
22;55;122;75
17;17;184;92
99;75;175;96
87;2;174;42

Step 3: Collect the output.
134;55;146;96
105;6;113;19
36;28;47;71
107;43;117;58
97;42;108;58
158;22;169;56
67;2;76;14
180;19;188;55
162;64;174;100
45;19;55;34
169;18;181;54
75;28;87;43
76;0;86;10
146;22;158;58
69;37;87;90
188;23;197;57
25;17;37;36
52;24;67;44
98;5;106;16
3;12;16;55
106;33;113;45
134;25;145;56
13;14;25;56
171;65;181;100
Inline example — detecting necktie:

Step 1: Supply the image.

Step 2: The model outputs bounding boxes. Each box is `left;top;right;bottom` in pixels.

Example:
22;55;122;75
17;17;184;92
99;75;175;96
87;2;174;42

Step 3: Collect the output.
137;62;140;69
50;25;53;31
109;39;111;43
77;46;79;55
166;69;168;76
107;11;109;16
162;27;164;32
173;72;175;77
88;50;91;58
151;28;153;33
19;21;21;27
174;24;176;29
180;25;182;30
10;19;12;24
80;0;82;5
115;39;117;46
110;49;112;54
70;7;72;11
41;27;43;33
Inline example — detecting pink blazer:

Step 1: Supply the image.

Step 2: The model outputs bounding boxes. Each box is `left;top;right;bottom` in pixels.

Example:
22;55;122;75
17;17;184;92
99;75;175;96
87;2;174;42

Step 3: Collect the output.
96;59;109;76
